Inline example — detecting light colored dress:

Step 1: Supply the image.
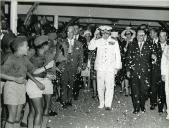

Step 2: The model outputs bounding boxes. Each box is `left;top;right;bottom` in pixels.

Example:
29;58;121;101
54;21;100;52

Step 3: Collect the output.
81;59;90;77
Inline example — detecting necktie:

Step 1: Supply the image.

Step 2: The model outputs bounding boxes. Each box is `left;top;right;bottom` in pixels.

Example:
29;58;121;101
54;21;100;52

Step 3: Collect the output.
139;42;143;50
76;35;78;40
68;40;73;53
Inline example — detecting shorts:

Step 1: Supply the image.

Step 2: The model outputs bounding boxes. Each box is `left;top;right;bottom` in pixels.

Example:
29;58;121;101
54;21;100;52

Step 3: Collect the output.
26;77;53;99
3;81;26;105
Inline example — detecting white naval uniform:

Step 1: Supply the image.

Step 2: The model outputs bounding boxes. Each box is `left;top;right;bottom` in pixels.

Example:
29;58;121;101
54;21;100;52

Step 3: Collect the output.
161;45;169;116
88;37;122;108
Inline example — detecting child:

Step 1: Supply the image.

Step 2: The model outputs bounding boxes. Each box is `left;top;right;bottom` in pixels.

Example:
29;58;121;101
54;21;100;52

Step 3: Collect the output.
161;45;169;120
26;35;55;128
1;36;47;128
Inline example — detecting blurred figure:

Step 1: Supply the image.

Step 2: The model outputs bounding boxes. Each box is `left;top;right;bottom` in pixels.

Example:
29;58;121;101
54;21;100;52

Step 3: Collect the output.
73;24;87;99
149;28;161;110
120;27;136;96
161;43;169;120
89;28;101;98
81;30;92;92
156;30;168;114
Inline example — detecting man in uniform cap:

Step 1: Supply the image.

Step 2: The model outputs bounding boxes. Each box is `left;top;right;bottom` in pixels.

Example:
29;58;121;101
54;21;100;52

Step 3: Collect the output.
88;26;122;110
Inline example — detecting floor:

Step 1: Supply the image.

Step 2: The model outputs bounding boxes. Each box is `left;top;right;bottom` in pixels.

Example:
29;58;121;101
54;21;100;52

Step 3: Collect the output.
47;86;169;128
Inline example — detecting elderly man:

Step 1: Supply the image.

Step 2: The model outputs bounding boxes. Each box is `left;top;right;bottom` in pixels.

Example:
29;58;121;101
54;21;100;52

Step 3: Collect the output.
59;26;84;108
88;26;122;110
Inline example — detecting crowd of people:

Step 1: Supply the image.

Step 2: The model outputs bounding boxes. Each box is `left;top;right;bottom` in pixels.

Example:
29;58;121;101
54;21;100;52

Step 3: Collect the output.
0;16;169;128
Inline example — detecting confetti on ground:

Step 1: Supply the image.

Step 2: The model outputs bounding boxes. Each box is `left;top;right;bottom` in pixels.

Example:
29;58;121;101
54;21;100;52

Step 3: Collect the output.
48;86;169;128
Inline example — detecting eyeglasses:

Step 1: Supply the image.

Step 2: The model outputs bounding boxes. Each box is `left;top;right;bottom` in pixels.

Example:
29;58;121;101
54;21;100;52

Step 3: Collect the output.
101;32;110;35
67;31;74;34
137;34;145;37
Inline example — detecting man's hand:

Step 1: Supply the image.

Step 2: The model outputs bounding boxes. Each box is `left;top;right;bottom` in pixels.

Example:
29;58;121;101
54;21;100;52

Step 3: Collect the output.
127;71;130;78
162;75;165;82
14;77;27;84
82;63;87;70
114;69;119;75
35;81;45;90
77;67;82;74
93;29;100;40
46;74;56;80
151;54;157;64
45;60;54;69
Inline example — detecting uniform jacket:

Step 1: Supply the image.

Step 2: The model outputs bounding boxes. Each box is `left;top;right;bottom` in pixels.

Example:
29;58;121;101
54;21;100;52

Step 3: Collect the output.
88;37;122;72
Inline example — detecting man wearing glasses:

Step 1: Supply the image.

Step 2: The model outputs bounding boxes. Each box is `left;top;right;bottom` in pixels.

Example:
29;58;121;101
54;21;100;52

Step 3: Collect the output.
126;29;156;114
88;26;122;110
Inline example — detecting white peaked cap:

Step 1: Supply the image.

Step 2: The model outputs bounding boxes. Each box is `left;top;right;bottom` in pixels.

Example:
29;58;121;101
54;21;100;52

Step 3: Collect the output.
99;25;112;31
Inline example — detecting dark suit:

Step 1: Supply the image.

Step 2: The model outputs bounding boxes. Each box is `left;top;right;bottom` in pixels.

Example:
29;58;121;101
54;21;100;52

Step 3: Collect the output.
60;39;83;102
74;35;87;99
76;35;88;63
126;40;154;111
150;40;166;112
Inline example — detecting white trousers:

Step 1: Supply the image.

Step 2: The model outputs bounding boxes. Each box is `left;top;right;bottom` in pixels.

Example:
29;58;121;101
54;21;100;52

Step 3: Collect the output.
97;70;115;107
165;75;169;115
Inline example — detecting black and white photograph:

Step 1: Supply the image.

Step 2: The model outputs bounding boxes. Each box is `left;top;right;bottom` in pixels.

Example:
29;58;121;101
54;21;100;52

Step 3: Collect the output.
0;0;169;128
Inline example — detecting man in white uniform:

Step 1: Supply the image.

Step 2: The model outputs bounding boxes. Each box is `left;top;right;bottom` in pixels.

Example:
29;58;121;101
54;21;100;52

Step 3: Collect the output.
88;26;122;110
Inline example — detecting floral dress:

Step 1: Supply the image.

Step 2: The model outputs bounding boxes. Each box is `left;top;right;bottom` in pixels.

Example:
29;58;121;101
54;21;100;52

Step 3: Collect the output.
90;50;97;80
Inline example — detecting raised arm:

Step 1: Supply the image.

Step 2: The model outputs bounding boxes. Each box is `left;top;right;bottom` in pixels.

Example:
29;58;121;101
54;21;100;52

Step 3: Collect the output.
115;41;122;70
88;38;98;50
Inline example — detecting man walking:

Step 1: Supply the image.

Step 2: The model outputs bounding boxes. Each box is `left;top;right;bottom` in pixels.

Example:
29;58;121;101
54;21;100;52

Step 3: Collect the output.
126;29;156;114
88;26;121;110
60;26;83;108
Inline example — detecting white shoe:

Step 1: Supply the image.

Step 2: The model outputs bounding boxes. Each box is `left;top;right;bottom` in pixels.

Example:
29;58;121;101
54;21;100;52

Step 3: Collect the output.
166;115;169;120
98;105;104;109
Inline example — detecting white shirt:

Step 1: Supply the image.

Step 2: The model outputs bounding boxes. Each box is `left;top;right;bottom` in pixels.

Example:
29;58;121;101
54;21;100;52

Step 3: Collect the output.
74;34;79;40
161;41;167;52
68;38;74;53
138;41;144;51
153;38;159;44
88;36;122;72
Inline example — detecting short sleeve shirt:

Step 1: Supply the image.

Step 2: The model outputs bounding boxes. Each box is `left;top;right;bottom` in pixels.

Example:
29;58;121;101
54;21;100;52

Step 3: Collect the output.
30;54;47;78
1;54;35;78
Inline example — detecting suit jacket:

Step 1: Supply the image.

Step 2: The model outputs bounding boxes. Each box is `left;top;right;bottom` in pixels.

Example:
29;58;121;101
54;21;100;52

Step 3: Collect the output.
88;37;122;72
77;35;88;63
57;38;84;72
151;40;163;75
126;40;154;78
